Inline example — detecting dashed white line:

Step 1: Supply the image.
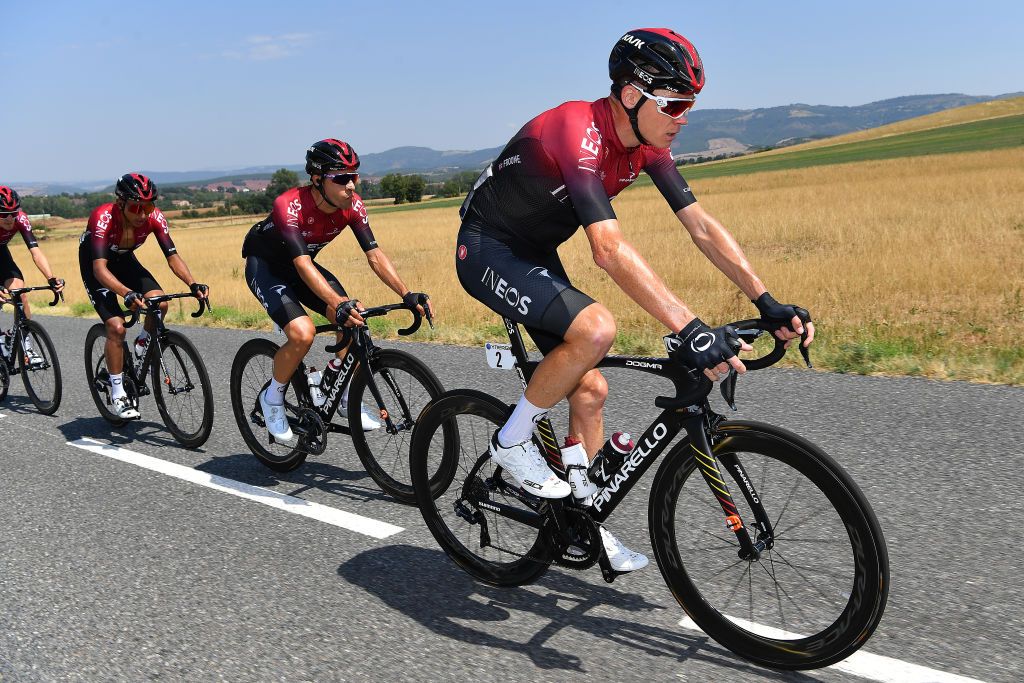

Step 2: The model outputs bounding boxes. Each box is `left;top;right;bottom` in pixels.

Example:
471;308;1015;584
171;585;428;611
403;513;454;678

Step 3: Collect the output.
67;437;403;540
678;615;988;683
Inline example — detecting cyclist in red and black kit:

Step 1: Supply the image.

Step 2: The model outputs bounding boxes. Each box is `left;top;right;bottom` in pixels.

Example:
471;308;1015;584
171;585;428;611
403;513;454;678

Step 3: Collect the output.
0;186;65;366
243;139;432;445
79;173;209;420
456;28;814;572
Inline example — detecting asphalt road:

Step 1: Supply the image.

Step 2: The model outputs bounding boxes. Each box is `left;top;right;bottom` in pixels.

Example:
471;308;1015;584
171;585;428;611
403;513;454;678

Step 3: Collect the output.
1;314;1021;682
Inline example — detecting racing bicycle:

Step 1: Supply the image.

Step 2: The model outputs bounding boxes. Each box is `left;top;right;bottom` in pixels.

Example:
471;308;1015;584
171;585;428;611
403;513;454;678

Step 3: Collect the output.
0;284;63;414
410;316;889;670
84;292;214;447
230;298;456;504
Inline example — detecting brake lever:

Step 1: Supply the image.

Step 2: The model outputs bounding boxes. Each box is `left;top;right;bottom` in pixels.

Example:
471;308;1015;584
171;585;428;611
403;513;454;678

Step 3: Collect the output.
720;369;738;411
795;306;812;368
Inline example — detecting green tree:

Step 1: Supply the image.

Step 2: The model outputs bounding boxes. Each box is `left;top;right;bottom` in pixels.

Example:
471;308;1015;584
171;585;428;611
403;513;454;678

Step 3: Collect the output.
266;168;299;198
404;175;425;203
380;173;407;204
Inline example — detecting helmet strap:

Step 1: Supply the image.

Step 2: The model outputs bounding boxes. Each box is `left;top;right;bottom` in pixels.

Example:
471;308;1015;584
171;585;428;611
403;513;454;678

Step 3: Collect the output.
312;178;340;209
615;84;650;146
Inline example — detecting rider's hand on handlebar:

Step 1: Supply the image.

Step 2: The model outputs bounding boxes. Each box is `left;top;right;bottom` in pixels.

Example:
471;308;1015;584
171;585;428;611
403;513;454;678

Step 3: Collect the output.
47;277;65;293
753;292;814;349
124;291;145;310
665;318;753;382
190;282;210;300
335;298;365;327
402;291;434;323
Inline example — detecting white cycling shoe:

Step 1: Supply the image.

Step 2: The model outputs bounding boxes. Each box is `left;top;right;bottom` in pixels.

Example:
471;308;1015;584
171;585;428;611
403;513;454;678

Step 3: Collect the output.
25;349;46;368
489;432;571;499
600;526;649;572
341;400;382;431
259;388;295;445
112;395;140;420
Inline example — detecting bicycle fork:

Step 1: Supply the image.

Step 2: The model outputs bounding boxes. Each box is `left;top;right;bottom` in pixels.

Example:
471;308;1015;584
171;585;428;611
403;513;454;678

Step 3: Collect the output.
683;414;776;561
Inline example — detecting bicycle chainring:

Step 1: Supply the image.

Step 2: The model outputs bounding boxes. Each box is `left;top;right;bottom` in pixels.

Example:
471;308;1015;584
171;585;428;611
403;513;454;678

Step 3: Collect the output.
296;407;327;456
554;507;602;570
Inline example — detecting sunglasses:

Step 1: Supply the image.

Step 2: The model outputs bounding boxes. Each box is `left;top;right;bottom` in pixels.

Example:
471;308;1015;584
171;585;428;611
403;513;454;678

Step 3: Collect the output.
324;173;359;186
124;201;156;215
635;86;696;119
0;212;16;219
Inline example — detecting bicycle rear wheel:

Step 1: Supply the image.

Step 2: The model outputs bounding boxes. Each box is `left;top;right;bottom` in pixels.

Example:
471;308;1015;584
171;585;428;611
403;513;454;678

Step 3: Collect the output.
84;323;129;426
0;358;9;402
230;338;307;471
18;320;62;415
411;389;553;587
649;420;889;670
347;349;453;503
152;331;214;448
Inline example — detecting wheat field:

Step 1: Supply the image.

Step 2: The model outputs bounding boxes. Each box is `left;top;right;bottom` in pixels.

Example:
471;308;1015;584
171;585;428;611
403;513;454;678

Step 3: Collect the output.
20;146;1024;383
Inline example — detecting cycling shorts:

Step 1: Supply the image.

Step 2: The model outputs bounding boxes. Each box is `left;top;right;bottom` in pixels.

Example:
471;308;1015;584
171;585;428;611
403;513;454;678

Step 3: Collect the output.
78;241;161;322
0;247;24;284
245;256;347;329
456;220;594;354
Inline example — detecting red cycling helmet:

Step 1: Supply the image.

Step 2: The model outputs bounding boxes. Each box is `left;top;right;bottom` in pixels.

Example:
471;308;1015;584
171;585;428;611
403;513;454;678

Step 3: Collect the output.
115;173;159;202
0;186;21;213
305;139;360;176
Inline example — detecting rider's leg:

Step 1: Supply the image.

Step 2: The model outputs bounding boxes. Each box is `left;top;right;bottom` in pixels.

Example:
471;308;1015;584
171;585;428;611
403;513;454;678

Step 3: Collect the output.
4;277;30;318
273;316;315;386
566;368;608;459
141;288;167;337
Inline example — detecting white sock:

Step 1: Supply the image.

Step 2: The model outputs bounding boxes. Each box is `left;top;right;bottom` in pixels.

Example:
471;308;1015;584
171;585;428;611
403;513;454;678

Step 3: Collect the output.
265;378;288;406
110;372;126;399
498;394;548;447
135;330;150;345
22;336;33;352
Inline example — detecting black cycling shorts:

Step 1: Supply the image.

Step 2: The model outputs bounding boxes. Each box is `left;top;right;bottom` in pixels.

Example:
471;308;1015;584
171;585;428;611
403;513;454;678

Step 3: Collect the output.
245;255;347;329
78;241;162;322
456;220;595;354
0;247;24;284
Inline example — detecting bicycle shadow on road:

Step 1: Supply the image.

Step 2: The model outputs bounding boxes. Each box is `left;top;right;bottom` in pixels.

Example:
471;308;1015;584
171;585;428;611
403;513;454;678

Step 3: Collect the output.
338;544;820;681
57;415;185;449
192;452;395;506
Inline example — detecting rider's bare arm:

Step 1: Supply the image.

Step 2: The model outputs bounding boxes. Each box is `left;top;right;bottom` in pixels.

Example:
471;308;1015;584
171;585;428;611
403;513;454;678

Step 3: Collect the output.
675;203;766;301
27;246;59;287
585;218;696;333
365;248;434;318
166;253;204;297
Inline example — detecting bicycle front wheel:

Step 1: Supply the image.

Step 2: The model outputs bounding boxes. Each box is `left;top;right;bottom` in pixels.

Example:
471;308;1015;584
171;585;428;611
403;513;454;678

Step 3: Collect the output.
649;420;889;670
230;338;307;472
347;349;451;503
151;331;214;448
19;320;62;415
411;389;553;587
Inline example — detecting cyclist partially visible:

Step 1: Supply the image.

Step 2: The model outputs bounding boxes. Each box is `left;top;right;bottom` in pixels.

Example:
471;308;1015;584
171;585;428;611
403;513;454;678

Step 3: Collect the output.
79;173;209;420
242;138;433;445
456;28;814;572
0;186;66;365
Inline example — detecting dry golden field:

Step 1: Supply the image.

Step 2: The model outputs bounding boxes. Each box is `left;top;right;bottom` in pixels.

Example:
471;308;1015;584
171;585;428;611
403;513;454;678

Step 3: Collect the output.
20;145;1024;384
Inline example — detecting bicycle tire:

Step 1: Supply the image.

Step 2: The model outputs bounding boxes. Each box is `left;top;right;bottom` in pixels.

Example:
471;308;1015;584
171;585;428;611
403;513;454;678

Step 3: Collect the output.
411;389;553;587
18;319;62;415
347;348;453;503
648;420;889;670
0;358;9;402
152;330;214;448
83;323;128;426
230;338;308;472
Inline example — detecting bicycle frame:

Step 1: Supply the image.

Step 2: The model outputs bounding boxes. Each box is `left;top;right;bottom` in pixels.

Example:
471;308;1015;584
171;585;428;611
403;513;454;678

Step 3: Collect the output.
1;285;61;371
118;293;207;400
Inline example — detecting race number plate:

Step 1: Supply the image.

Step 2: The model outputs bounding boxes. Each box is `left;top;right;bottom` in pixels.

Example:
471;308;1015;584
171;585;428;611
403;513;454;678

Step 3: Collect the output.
485;342;515;370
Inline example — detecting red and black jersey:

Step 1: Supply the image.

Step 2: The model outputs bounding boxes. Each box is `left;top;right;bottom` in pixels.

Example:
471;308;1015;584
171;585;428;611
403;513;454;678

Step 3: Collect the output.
81;203;178;261
0;211;39;250
242;186;378;263
464;97;697;250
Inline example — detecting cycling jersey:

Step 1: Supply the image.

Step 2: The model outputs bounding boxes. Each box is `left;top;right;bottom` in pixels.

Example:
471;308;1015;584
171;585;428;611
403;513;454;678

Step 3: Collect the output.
0;211;39;250
81;203;177;261
242;186;378;264
462;97;697;251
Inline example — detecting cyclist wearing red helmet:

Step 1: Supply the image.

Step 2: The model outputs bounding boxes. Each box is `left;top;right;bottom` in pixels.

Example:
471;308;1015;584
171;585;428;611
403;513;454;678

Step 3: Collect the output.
0;186;65;366
242;139;433;444
456;28;814;572
79;173;209;420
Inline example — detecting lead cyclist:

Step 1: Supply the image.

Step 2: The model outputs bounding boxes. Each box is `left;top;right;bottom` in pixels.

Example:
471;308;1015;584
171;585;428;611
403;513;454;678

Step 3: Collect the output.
455;28;814;572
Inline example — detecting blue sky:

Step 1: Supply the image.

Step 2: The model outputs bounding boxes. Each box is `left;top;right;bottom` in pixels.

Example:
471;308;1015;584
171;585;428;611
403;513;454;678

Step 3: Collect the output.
4;0;1022;183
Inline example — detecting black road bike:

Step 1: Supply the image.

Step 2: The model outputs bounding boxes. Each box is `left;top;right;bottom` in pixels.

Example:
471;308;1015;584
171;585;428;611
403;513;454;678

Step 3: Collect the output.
84;293;214;448
410;317;889;670
230;301;456;504
0;285;63;414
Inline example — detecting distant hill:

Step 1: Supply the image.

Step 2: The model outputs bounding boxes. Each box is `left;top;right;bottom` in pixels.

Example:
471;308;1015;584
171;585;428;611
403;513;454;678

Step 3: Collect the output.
16;93;1022;194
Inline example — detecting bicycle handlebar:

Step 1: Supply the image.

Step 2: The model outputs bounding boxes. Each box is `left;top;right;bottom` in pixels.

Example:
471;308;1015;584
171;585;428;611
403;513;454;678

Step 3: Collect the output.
124;292;209;328
0;285;63;308
323;298;432;354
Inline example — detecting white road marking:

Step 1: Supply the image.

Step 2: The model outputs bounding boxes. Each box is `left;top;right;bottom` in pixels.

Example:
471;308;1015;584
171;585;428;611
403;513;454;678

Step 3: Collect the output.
67;437;403;540
678;615;988;683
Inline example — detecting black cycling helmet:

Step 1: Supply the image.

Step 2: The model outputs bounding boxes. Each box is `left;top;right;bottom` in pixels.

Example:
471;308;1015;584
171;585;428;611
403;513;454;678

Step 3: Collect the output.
0;186;20;213
305;139;360;176
609;28;705;145
115;173;159;202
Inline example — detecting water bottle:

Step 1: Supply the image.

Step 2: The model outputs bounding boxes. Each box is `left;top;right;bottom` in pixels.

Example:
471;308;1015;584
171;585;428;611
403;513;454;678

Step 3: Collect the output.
321;357;343;391
306;366;326;407
589;432;635;484
133;333;149;360
561;435;598;503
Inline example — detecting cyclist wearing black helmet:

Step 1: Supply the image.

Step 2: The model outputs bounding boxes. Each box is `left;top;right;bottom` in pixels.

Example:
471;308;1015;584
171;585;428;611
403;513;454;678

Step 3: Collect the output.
242;138;433;445
79;173;209;420
456;28;813;572
0;185;65;366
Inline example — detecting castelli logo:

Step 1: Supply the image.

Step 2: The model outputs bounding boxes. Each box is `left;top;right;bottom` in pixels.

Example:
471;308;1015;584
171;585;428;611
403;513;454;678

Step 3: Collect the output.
691;332;715;352
457;244;467;260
